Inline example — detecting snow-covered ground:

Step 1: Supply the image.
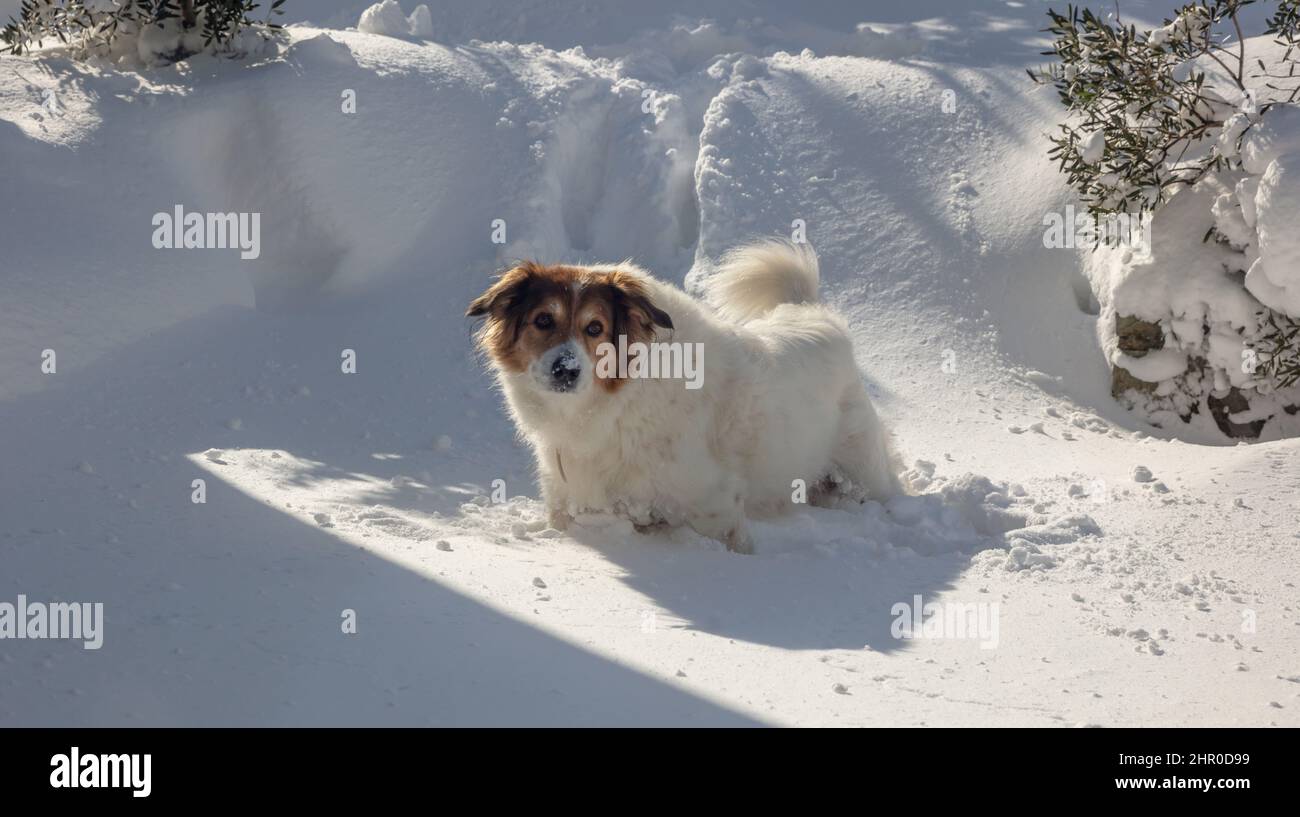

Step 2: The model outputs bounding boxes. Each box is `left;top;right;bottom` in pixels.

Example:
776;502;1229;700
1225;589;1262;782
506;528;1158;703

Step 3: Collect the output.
1;0;1297;726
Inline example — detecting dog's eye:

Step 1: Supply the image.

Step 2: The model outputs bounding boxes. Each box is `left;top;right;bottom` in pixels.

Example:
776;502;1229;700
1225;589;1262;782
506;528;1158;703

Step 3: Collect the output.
585;321;604;337
534;313;554;330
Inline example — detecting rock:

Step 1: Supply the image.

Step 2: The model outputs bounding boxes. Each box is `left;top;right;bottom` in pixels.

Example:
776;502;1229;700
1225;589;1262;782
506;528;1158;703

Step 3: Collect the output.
1207;387;1266;439
1115;315;1164;355
1111;315;1169;398
1111;364;1158;398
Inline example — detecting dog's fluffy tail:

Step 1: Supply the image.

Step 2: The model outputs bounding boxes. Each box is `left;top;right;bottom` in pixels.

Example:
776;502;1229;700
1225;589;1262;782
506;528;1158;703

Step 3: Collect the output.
708;240;820;323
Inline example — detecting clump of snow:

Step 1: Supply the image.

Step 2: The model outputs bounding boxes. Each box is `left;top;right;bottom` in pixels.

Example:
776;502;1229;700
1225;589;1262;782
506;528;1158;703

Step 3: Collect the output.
1111;349;1187;382
288;33;358;67
1217;112;1253;160
409;5;434;38
902;460;937;491
1078;130;1105;164
730;54;766;81
358;0;433;38
358;1;410;37
1247;152;1300;316
1240;104;1300;174
1148;8;1211;48
1210;190;1252;249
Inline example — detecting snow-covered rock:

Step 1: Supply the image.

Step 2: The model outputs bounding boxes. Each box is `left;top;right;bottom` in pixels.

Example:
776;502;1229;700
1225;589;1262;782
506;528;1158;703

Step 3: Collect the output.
1094;95;1300;437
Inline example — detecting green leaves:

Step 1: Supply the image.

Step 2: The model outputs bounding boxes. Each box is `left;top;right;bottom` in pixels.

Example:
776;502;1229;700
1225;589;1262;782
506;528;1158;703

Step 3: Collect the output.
1259;311;1300;387
1;0;287;59
1032;2;1300;389
1028;2;1255;220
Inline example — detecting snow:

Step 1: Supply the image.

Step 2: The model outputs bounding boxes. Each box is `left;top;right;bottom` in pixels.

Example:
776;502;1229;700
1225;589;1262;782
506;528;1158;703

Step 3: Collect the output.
1093;156;1299;429
357;1;410;37
1079;131;1105;164
409;5;434;39
1250;153;1300;316
1085;47;1300;434
355;1;435;40
1111;349;1189;383
1;0;1298;727
1240;104;1300;174
1207;104;1300;320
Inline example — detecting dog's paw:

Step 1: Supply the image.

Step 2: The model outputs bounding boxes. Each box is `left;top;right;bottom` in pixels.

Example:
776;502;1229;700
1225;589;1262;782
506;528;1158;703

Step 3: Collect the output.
689;508;754;554
547;508;573;531
810;472;868;508
725;527;754;555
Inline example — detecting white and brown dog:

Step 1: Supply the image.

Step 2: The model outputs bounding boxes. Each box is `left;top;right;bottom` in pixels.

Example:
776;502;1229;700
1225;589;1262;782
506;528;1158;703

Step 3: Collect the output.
467;240;901;553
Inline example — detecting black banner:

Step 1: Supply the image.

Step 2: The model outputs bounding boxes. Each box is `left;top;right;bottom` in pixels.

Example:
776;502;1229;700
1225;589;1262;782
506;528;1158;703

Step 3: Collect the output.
1;728;1287;803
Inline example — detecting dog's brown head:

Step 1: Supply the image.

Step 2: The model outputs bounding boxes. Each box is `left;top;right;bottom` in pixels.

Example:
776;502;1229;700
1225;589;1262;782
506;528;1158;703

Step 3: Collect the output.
466;262;673;394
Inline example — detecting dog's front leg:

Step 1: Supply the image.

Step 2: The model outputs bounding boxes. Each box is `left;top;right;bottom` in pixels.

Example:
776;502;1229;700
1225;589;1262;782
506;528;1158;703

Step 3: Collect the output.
537;452;572;531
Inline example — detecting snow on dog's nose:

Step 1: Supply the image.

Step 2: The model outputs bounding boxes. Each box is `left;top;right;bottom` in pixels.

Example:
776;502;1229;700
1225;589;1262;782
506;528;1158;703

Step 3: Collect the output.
546;345;581;392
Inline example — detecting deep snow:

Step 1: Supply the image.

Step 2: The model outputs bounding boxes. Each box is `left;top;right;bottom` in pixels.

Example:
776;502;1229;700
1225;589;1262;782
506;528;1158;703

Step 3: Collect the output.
1;0;1297;726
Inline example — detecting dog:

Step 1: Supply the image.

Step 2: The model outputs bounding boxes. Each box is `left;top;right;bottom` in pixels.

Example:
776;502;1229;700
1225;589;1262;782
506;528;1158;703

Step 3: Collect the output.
466;240;901;553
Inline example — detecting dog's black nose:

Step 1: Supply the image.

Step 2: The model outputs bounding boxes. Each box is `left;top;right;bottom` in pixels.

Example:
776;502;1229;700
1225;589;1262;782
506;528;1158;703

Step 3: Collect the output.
550;352;580;391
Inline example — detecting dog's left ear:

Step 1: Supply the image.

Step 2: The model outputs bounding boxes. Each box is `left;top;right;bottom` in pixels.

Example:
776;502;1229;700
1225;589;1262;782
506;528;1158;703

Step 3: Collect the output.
467;262;538;319
607;270;673;334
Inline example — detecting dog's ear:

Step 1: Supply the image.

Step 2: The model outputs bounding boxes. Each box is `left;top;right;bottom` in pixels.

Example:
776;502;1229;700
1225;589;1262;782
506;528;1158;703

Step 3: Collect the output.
606;270;673;339
467;262;539;319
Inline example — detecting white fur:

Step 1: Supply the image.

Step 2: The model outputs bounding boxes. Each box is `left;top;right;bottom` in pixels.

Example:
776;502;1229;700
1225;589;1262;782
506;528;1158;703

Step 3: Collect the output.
495;241;902;553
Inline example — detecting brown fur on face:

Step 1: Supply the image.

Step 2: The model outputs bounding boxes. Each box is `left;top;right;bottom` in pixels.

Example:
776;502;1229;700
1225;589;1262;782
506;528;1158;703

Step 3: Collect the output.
466;262;673;391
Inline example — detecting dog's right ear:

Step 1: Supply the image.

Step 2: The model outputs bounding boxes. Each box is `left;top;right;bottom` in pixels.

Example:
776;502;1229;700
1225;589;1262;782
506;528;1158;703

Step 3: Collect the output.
467;262;539;318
